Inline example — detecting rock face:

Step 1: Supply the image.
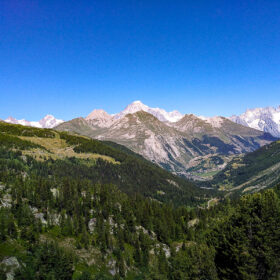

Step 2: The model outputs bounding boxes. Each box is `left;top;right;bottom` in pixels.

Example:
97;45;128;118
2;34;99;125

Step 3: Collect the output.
0;257;20;280
56;105;277;177
5;115;64;128
86;109;115;128
230;106;280;137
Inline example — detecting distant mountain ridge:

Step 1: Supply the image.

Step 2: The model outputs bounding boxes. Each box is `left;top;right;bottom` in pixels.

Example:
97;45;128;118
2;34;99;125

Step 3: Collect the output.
5;114;64;128
230;106;280;137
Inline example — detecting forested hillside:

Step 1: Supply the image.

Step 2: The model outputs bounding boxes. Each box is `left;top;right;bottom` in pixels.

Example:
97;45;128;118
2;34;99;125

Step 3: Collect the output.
1;122;280;279
212;140;280;195
0;122;210;207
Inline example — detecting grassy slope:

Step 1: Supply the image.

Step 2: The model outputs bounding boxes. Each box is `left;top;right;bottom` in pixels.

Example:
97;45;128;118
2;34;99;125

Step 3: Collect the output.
19;136;119;164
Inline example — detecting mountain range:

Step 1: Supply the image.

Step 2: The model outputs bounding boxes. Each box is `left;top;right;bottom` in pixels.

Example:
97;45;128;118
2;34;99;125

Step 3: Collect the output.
56;101;277;178
5;102;280;136
5;114;64;128
4;101;280;178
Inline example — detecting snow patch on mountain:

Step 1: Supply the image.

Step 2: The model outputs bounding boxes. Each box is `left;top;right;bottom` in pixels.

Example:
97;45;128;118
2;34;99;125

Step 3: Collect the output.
230;106;280;137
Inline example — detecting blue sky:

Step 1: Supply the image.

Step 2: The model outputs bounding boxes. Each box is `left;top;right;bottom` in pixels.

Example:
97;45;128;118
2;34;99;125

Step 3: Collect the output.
1;0;280;120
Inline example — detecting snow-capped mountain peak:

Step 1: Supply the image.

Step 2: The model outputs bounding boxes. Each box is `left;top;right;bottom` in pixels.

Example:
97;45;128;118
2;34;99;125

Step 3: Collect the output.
114;100;183;122
39;115;64;128
114;101;149;119
230;106;280;137
4;115;64;128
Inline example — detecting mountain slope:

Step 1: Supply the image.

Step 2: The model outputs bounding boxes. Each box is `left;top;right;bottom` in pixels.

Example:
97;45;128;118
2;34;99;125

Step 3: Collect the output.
57;112;194;174
56;111;277;178
230;105;280;137
212;140;280;194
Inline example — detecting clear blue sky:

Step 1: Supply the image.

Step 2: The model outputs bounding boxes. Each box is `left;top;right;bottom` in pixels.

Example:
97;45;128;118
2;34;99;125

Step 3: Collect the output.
1;0;280;120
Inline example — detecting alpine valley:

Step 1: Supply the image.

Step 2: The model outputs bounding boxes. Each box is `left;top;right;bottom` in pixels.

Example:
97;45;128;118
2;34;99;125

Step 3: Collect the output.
1;113;280;279
3;1;280;278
